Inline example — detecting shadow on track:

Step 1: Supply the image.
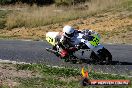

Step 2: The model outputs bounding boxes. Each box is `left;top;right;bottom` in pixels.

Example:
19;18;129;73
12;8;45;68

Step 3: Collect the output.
110;61;132;65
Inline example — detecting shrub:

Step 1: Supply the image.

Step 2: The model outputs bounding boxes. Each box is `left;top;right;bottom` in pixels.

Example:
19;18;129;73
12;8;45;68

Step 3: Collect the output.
0;0;12;5
54;0;90;6
0;0;54;5
54;0;73;6
0;0;90;6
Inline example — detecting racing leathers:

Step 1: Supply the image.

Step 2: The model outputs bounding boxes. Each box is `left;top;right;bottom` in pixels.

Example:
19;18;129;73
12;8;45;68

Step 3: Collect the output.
57;29;99;58
57;30;80;58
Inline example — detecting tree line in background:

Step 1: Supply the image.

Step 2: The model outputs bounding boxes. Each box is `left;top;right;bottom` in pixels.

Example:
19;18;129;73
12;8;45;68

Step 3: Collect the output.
0;0;90;6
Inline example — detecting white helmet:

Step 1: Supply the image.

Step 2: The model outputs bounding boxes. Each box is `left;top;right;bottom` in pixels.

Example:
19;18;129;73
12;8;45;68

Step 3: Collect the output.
63;25;75;38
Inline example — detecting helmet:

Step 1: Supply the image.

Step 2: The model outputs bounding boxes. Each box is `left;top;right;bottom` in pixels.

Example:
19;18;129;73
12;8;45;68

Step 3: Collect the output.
63;25;75;38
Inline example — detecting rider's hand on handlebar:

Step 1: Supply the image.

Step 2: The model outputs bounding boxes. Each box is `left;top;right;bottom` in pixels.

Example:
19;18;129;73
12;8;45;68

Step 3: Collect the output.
69;47;78;52
75;45;81;50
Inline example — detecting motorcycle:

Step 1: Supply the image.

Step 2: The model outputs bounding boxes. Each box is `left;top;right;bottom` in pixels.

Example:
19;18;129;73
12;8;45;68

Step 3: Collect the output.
45;31;112;64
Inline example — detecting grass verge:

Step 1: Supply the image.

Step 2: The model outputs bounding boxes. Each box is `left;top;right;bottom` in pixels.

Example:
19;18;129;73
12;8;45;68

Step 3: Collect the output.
0;63;132;88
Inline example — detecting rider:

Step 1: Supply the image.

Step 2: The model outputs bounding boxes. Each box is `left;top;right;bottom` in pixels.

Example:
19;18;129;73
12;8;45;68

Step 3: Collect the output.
57;25;98;59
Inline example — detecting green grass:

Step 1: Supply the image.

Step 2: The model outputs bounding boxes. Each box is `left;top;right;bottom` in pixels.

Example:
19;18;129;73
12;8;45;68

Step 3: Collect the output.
1;63;131;88
15;77;69;88
16;64;80;77
14;64;80;88
13;63;132;88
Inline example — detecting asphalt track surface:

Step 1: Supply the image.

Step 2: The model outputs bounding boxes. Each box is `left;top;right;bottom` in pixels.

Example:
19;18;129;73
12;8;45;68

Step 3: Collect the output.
0;40;132;76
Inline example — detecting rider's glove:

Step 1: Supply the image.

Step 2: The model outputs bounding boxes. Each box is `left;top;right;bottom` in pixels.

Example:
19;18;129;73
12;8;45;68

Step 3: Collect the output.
75;45;81;50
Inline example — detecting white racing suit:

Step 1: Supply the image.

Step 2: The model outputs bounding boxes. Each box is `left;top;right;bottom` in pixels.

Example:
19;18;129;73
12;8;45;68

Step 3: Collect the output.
57;29;100;58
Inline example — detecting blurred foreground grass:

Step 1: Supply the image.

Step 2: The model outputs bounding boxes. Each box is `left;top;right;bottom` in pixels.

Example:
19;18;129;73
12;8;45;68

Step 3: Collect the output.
0;63;131;88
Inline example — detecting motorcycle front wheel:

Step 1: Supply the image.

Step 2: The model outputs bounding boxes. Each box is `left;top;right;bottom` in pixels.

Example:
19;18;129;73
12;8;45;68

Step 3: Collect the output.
90;48;112;64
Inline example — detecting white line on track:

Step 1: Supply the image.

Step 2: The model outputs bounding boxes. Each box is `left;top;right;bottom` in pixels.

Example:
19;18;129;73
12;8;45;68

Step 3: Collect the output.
0;59;30;64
